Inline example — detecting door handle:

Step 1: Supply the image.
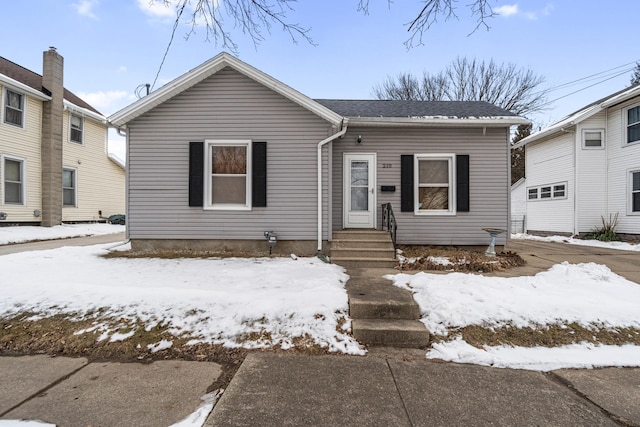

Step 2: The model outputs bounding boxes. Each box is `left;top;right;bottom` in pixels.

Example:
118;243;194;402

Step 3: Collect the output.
371;187;375;194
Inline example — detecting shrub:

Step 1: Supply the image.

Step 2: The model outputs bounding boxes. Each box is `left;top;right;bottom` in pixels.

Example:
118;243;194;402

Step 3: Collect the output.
586;213;620;242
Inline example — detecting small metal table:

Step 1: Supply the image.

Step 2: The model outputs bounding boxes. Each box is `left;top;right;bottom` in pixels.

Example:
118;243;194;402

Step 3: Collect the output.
481;228;506;257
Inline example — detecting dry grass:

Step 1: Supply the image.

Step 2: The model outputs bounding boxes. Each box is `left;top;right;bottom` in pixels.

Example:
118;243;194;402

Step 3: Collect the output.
397;245;525;273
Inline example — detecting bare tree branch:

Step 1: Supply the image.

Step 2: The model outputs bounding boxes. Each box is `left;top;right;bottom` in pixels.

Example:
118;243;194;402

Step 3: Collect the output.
372;57;548;117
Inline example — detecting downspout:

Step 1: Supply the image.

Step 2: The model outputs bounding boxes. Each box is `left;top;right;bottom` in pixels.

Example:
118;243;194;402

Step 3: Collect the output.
317;119;349;252
561;126;577;235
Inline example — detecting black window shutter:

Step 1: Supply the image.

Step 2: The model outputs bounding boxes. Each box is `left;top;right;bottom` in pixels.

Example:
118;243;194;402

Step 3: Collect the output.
456;154;470;212
252;141;267;207
400;155;414;212
189;141;204;207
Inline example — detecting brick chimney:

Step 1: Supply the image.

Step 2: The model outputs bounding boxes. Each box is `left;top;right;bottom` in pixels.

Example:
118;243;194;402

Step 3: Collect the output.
41;47;64;226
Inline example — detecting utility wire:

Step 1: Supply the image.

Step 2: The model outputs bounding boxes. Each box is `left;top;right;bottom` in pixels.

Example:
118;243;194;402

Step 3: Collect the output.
150;1;187;92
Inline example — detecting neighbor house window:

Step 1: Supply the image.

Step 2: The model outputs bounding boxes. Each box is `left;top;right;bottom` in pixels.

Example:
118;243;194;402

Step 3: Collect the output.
414;154;454;214
583;129;604;148
2;155;25;205
63;168;77;207
205;140;251;209
628;105;640;144
69;114;83;144
3;89;24;127
631;170;640;213
528;182;567;201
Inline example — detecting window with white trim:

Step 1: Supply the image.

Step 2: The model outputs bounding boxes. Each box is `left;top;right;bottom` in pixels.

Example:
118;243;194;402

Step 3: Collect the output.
70;114;83;144
631;170;640;214
582;129;604;149
527;182;567;201
627;105;640;144
2;155;26;205
414;154;454;214
205;140;251;209
63;168;77;207
3;88;25;128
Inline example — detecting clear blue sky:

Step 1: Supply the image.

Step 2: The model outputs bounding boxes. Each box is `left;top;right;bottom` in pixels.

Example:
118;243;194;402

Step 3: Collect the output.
3;1;639;157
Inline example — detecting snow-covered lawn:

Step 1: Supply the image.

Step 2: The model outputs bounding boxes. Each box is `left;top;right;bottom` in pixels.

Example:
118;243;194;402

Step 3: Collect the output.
511;232;640;252
0;244;363;355
387;261;640;371
0;224;124;245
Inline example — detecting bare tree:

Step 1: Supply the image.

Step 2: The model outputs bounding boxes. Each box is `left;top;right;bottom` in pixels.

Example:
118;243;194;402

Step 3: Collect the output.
372;57;547;117
154;0;496;53
511;124;531;184
631;62;640;86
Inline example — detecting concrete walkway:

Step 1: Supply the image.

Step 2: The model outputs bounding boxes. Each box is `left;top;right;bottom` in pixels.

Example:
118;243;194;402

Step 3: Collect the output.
0;232;126;255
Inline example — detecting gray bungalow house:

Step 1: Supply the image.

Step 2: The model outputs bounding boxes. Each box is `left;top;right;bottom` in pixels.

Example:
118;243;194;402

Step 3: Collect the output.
109;53;527;255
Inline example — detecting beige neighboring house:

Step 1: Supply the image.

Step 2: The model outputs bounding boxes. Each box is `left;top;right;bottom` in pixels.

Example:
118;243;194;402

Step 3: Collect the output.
0;48;125;226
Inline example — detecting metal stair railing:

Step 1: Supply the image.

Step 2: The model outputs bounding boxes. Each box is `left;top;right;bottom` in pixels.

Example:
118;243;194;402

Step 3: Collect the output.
381;203;397;249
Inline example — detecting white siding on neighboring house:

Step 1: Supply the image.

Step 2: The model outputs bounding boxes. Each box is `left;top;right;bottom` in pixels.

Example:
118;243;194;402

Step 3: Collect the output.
606;99;640;234
62;110;125;222
126;67;334;242
575;111;607;233
525;132;574;234
510;178;526;233
0;91;43;222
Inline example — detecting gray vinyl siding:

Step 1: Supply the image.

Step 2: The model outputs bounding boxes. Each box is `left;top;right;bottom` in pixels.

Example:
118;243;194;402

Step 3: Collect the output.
332;126;511;245
127;67;333;241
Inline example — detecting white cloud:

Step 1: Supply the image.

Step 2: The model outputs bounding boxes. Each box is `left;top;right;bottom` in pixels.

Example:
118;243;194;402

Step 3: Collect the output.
76;90;135;115
137;0;177;18
118;65;127;73
494;4;519;17
71;0;99;19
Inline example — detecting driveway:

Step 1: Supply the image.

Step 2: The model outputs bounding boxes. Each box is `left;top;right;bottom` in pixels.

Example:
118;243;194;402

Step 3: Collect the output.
0;232;126;256
505;239;640;283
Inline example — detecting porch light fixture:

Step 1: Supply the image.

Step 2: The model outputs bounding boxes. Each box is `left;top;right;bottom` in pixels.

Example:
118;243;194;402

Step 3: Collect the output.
356;135;362;144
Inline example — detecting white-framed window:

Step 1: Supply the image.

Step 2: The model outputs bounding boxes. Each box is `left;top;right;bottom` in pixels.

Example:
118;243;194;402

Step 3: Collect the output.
582;129;604;149
414;153;455;215
63;167;77;207
630;170;640;214
527;182;567;201
3;88;25;128
69;114;83;144
204;140;251;210
2;154;26;205
627;104;640;145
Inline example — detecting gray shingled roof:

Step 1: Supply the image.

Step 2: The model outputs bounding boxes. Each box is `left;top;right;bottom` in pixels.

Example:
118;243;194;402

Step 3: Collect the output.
0;56;102;115
314;99;518;119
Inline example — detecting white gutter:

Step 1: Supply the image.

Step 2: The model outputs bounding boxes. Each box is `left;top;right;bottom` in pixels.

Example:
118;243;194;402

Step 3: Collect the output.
317;119;349;252
0;74;51;101
64;100;107;124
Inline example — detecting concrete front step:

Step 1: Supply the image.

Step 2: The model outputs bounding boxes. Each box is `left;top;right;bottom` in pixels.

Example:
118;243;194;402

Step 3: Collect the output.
347;278;420;320
331;247;396;259
332;257;397;269
352;319;430;348
333;230;393;241
331;239;395;250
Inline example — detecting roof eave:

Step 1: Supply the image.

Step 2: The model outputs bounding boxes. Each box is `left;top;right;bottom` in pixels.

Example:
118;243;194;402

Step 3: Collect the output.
347;116;529;127
64;100;107;124
108;52;343;128
0;73;51;101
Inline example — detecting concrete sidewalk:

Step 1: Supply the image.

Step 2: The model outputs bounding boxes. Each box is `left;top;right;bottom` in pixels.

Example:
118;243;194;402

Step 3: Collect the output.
208;351;640;426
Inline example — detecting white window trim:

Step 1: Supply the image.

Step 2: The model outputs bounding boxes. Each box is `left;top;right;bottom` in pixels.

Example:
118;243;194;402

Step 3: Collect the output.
629;169;640;216
1;154;27;205
582;128;605;149
527;182;568;202
204;139;252;211
69;113;84;145
625;103;640;146
63;166;78;208
414;153;456;216
2;87;26;129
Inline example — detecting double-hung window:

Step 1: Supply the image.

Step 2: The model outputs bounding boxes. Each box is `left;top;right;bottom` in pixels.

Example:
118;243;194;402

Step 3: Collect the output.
3;89;24;127
70;114;83;144
63;168;77;207
627;105;640;145
2;155;25;205
415;154;454;214
205;140;251;209
582;129;604;149
631;170;640;214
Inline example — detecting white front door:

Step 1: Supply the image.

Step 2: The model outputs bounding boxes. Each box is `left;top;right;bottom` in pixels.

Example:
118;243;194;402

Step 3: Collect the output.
343;153;376;228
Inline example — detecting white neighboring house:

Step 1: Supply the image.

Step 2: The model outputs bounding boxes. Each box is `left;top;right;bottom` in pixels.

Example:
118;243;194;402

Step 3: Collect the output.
510;177;526;233
514;84;640;237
